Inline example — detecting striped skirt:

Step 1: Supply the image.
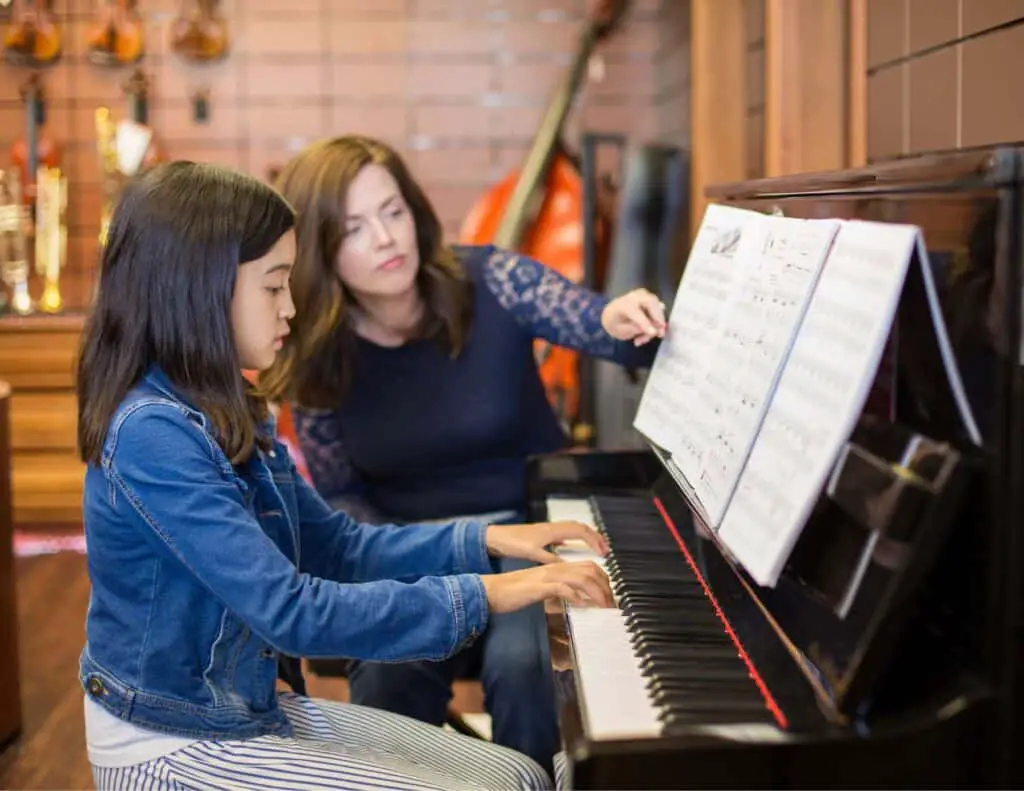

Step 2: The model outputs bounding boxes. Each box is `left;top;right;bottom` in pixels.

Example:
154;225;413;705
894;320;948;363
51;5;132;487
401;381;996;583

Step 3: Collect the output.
92;693;567;791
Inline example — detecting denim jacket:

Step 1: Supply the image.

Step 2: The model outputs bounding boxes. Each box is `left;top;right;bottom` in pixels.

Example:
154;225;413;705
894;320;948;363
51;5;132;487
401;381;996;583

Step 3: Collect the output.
79;367;494;740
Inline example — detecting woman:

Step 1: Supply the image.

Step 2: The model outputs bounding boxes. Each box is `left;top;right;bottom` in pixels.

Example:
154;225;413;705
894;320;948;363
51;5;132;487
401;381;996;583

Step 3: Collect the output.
262;136;665;774
77;160;614;790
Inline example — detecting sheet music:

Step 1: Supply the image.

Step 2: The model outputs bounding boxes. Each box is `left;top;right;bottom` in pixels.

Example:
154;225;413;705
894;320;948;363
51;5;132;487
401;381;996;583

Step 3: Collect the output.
913;236;983;446
633;203;764;480
717;221;919;587
690;216;840;527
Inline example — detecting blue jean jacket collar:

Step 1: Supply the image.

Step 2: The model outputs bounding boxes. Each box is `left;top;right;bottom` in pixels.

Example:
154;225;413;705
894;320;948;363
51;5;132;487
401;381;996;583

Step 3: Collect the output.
142;365;278;439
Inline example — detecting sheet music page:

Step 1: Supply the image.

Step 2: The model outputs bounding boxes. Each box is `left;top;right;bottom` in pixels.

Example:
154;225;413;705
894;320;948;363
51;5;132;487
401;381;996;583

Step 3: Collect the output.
691;216;841;527
717;221;919;587
912;236;983;445
633;203;765;482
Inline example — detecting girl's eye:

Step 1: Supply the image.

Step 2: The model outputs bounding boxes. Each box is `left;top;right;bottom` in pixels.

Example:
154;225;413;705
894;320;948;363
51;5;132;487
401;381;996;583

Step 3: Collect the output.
388;208;404;219
267;286;285;295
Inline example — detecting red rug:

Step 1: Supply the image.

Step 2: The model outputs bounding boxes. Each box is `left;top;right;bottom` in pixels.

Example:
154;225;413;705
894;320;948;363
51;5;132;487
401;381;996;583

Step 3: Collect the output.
13;530;87;557
10;437;309;559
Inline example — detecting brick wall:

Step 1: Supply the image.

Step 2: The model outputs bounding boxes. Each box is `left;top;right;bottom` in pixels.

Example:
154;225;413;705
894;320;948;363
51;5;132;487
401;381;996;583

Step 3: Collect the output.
655;0;689;146
0;0;685;311
868;0;1024;162
744;0;764;178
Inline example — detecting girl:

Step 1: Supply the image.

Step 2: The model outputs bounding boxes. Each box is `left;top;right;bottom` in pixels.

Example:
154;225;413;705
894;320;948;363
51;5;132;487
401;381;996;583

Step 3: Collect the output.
77;160;612;791
261;136;666;774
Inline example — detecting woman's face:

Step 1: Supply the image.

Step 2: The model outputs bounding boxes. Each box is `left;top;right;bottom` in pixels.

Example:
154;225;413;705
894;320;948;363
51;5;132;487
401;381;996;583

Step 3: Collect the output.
334;163;419;300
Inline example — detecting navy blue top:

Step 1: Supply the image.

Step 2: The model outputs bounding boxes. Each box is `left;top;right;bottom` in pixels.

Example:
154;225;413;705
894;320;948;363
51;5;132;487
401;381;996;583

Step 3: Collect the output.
292;245;658;523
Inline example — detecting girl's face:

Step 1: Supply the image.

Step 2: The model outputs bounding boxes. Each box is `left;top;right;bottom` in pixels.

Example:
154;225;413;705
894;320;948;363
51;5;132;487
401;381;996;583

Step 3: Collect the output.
232;229;296;371
334;163;420;301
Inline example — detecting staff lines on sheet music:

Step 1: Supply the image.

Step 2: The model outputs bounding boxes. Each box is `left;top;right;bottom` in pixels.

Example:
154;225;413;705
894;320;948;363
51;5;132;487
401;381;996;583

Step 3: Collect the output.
688;217;841;527
718;221;918;587
723;465;792;556
633;204;766;486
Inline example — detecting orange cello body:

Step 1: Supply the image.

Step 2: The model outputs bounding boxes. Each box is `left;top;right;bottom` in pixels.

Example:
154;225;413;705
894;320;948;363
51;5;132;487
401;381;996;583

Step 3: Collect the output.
459;153;611;429
457;1;630;435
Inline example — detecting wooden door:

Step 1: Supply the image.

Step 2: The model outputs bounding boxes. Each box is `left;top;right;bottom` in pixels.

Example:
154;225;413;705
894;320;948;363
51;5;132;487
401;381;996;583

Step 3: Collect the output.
0;380;23;749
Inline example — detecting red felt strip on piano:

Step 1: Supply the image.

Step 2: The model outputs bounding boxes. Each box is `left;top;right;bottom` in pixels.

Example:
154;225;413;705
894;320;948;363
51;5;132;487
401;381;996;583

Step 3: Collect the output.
653;496;789;730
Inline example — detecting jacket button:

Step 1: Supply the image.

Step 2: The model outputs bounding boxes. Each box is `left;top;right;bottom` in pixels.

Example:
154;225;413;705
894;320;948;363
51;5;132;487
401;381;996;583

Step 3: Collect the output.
87;677;105;696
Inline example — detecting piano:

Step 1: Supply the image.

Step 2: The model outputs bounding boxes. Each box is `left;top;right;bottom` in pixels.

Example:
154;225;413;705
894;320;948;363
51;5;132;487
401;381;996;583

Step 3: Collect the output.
530;146;1023;788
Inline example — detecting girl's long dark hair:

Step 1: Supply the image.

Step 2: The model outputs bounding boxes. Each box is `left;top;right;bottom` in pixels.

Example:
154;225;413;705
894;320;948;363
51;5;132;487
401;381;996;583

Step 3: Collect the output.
77;161;295;465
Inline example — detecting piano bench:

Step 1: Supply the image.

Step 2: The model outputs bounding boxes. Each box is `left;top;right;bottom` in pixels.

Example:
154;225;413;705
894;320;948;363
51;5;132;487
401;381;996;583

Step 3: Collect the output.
306;658;488;741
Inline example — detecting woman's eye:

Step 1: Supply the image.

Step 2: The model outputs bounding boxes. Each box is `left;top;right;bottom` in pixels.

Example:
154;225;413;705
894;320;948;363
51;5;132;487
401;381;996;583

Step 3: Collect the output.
266;286;285;295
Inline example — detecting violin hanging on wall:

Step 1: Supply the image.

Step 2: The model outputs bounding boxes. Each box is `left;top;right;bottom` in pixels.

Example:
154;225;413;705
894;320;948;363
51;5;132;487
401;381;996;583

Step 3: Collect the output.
170;0;228;63
122;68;163;169
2;0;61;67
85;0;144;67
96;69;161;248
10;71;60;210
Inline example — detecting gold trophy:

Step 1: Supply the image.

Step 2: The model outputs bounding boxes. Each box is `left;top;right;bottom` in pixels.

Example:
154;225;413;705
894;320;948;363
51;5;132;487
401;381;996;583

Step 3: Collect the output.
95;106;119;249
0;169;34;315
34;165;66;314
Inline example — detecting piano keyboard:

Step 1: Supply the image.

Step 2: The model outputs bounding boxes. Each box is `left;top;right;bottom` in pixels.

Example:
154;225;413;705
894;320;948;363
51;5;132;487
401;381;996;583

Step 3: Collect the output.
548;494;780;742
548;496;663;740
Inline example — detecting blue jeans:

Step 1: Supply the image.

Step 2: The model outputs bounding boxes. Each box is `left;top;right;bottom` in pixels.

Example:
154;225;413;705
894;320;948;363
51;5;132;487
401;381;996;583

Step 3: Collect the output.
347;555;560;776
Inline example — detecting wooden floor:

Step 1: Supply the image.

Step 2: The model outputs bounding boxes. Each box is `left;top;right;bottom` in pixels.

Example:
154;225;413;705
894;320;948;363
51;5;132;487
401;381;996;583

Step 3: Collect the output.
0;552;485;791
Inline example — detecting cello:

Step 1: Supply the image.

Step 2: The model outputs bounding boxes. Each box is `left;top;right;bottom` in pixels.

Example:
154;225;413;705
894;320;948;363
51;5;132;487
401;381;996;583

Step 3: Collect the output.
458;0;630;439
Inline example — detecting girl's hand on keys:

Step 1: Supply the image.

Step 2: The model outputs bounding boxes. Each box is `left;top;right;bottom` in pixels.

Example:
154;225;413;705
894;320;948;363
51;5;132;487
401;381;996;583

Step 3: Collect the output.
485;520;609;564
481;561;614;613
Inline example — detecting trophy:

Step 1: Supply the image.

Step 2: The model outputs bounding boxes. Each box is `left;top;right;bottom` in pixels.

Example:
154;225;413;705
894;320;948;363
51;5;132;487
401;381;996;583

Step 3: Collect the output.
34;165;65;314
96;106;119;249
0;168;34;315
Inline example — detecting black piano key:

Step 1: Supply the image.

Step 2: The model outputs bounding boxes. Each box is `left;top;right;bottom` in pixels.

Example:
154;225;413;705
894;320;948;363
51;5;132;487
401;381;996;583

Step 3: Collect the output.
587;494;779;734
648;663;754;682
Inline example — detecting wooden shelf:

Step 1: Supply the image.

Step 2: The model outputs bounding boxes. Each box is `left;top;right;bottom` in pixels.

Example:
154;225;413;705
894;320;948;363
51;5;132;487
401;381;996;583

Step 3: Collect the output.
0;313;87;333
0;313;86;529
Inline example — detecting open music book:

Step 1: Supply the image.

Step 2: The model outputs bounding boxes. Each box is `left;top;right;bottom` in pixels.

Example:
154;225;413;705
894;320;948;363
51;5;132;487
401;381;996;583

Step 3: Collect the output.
634;205;980;587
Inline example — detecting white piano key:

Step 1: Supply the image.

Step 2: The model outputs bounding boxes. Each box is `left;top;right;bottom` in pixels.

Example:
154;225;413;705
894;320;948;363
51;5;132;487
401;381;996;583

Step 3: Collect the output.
546;496;664;741
566;606;665;740
546;496;599;530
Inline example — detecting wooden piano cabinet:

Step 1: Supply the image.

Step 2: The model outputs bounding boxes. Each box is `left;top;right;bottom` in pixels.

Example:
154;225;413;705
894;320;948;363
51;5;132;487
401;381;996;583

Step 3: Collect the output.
0;315;86;528
0;380;23;749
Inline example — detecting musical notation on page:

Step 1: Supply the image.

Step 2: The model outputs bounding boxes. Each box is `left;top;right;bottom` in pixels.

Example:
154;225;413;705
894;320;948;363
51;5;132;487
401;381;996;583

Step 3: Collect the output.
633;204;763;481
690;216;840;527
717;221;919;587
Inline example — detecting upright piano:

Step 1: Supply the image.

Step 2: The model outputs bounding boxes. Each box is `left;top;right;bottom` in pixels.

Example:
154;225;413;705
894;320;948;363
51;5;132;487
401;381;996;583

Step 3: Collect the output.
530;147;1023;788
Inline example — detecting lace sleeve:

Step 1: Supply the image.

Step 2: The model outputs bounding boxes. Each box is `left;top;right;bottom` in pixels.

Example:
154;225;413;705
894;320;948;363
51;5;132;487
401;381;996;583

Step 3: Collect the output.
480;247;658;367
290;406;383;524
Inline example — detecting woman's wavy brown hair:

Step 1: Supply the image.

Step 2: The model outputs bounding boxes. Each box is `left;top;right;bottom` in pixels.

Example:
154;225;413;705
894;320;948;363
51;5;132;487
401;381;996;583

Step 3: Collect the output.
260;136;474;409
